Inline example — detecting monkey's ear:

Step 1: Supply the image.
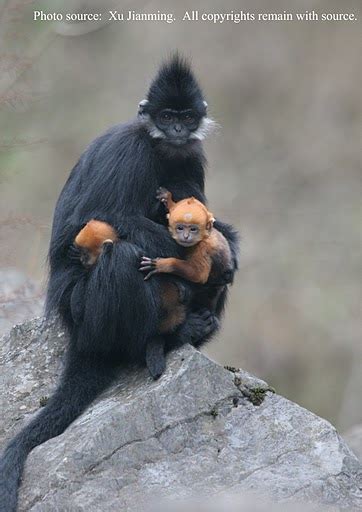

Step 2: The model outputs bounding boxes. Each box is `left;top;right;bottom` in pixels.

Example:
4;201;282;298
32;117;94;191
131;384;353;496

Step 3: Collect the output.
206;214;215;232
138;99;149;116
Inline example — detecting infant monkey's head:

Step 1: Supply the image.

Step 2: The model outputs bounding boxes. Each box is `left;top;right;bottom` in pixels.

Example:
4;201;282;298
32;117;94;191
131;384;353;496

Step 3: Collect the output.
74;220;118;267
167;197;215;247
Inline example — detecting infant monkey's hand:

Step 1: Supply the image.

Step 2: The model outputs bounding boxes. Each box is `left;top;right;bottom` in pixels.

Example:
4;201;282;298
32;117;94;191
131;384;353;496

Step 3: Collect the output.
139;256;160;280
156;187;171;209
68;243;82;262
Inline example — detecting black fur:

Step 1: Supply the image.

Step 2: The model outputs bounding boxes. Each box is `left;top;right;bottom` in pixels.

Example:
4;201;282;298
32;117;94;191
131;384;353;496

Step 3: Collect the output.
0;55;239;511
146;53;207;116
146;336;166;380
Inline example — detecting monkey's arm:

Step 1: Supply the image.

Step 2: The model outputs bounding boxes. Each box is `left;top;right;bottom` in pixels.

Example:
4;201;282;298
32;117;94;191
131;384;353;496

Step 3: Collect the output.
139;255;211;284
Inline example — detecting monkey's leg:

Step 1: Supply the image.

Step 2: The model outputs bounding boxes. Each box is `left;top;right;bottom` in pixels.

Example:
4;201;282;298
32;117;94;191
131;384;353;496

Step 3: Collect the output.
146;336;166;380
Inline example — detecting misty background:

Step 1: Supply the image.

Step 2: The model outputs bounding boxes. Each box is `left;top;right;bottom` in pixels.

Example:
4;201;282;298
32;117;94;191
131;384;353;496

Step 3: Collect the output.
0;0;361;432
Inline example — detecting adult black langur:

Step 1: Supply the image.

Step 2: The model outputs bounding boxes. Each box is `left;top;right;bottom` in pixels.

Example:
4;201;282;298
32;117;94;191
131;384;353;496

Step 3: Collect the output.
0;54;239;512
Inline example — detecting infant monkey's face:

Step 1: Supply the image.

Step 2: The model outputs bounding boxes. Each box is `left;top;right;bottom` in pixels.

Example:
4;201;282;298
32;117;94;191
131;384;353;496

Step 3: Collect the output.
172;223;203;247
79;248;97;268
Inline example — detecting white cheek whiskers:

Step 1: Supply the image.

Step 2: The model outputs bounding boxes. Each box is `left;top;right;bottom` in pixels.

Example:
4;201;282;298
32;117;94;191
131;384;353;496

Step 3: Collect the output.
189;117;218;141
140;114;218;142
140;113;167;139
149;125;167;139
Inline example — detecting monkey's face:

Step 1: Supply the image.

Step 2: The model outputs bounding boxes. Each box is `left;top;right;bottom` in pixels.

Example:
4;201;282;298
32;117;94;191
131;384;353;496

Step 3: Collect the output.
170;223;204;246
138;56;216;147
139;101;214;148
154;109;201;146
167;197;215;246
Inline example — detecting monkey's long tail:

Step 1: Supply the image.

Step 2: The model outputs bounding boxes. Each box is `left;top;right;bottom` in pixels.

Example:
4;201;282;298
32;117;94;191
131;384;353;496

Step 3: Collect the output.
0;346;118;512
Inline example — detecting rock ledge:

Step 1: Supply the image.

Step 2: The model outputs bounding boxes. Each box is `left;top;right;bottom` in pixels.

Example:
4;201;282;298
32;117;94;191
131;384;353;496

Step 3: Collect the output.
0;319;361;511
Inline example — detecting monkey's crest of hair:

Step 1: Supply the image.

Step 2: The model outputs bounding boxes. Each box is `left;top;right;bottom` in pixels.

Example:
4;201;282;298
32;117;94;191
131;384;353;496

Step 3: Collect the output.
168;196;215;226
146;53;207;116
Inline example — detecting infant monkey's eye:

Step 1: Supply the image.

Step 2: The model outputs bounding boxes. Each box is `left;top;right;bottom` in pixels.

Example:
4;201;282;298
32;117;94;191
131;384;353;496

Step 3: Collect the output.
176;225;184;231
190;226;199;233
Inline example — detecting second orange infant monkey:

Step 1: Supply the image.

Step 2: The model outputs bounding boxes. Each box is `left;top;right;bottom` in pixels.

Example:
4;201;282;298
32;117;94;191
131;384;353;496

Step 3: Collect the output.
139;188;233;286
74;219;118;267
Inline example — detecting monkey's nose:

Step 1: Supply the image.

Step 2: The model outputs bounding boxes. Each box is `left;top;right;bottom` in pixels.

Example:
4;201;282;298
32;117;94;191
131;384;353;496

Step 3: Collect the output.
184;233;189;240
174;124;182;133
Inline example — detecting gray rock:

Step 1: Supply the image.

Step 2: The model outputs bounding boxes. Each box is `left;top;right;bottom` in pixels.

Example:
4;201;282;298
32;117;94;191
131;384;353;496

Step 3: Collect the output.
0;268;44;335
0;318;361;511
344;425;362;462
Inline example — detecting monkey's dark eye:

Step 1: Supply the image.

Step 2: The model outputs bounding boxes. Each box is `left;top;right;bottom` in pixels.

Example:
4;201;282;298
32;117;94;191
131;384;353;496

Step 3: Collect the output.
160;112;172;123
190;226;199;233
184;114;195;124
176;225;184;232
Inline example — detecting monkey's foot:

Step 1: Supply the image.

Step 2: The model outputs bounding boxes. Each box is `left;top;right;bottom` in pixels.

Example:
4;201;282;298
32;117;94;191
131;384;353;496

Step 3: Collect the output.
139;256;159;280
186;309;220;346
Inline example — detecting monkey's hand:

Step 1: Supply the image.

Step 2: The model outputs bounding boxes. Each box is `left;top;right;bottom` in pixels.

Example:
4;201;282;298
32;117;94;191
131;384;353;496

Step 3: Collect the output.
68;243;82;263
139;256;161;280
156;187;172;210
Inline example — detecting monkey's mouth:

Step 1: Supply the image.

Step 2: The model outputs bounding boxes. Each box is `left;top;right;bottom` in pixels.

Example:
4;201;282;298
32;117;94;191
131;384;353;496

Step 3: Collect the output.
168;137;188;146
178;240;197;247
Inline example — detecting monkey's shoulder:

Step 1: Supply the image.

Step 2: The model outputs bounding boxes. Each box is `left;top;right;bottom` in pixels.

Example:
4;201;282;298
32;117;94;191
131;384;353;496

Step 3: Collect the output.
98;120;151;152
74;120;153;176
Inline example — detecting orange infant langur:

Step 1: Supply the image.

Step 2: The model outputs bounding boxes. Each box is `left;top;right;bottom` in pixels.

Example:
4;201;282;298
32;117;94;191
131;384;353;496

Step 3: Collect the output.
74;219;118;267
139;188;233;287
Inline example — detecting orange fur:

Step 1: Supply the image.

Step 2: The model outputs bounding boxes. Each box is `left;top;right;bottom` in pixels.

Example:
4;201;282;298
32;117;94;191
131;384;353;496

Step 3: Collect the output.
158;282;186;333
168;197;215;237
152;230;229;284
75;220;118;265
147;191;228;284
